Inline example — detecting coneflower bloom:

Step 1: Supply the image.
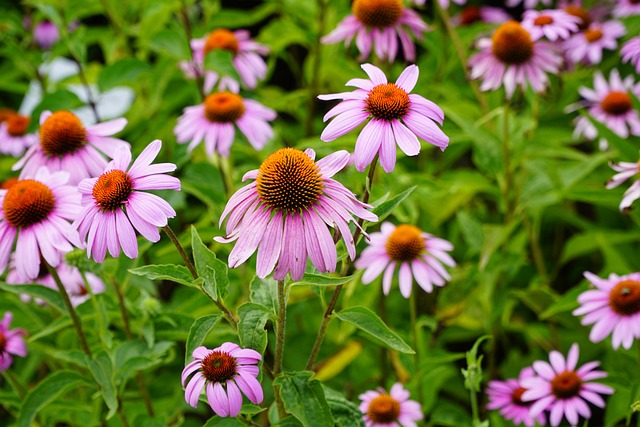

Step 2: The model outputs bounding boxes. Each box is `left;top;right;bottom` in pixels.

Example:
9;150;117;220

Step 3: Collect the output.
506;0;551;9
73;140;180;263
606;160;640;211
319;64;448;173
521;343;614;427
486;367;547;427
175;92;276;157
621;37;640;74
521;9;580;42
216;148;377;281
359;383;422;427
0;312;27;372
613;0;640;18
574;271;640;349
563;21;626;65
182;343;263;417
453;6;510;27
355;222;455;298
0;113;37;157
13;110;129;185
0;167;81;281
321;0;429;63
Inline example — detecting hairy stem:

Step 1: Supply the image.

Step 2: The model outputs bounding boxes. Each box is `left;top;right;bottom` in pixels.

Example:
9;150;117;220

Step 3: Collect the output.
273;280;287;418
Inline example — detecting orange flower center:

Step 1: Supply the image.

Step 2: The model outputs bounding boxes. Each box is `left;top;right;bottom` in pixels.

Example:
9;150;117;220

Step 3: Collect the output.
39;111;87;157
367;394;401;424
1;177;18;190
533;15;554;26
0;331;6;349
366;83;410;121
460;6;482;25
601;91;632;116
584;28;603;43
609;280;640;316
256;148;324;212
385;225;425;262
564;6;591;30
353;0;403;29
511;386;527;406
0;108;16;124
92;170;133;211
201;351;238;383
6;115;30;137
203;92;245;123
204;29;240;56
551;371;582;399
492;22;534;65
3;180;55;228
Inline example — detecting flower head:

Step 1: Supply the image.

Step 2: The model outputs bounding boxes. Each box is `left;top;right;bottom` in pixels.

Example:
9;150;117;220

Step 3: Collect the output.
73;140;180;263
322;0;429;63
13;110;129;185
454;6;510;26
182;343;263;417
0;167;82;281
359;383;422;427
34;21;60;50
486;367;547;427
563;21;626;65
521;9;580;42
175;91;276;157
521;343;614;427
355;222;455;298
216;148;377;281
0;113;37;157
0;312;27;372
606;160;640;211
622;37;640;74
613;0;640;18
574;271;640;349
320;64;448;173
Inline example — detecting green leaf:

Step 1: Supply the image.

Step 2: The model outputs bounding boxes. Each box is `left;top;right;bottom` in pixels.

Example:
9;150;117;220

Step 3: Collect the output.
0;282;66;313
87;351;118;419
335;306;414;354
289;274;355;287
191;226;230;300
17;371;89;427
323;387;365;427
237;302;274;354
371;186;417;222
202;417;244;427
250;276;278;313
204;50;240;80
128;264;195;288
98;58;151;91
273;371;334;427
149;29;189;59
185;314;222;364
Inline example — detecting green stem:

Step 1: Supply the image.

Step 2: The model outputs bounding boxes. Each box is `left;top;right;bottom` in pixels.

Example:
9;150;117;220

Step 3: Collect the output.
273;280;287;418
409;290;424;403
179;0;206;101
502;105;514;223
303;0;328;137
470;384;480;426
79;270;107;346
117;396;131;427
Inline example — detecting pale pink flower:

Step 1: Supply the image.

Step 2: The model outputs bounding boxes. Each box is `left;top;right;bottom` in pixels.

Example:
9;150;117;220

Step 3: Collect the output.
0;312;27;372
613;0;640;18
621;37;640;74
607;160;640;211
453;6;510;26
359;383;422;427
486;367;547;427
0;113;37;158
521;9;580;42
563;21;626;65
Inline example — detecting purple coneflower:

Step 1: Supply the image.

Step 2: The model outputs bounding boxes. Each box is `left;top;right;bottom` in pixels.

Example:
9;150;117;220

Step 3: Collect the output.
606;160;640;211
486;367;547;427
216;148;377;281
0;167;81;281
469;21;562;98
521;9;580;42
319;64;448;173
622;37;640;74
34;21;59;50
14;110;129;185
182;343;263;417
355;222;455;298
73;140;180;263
613;0;640;18
521;343;614;427
0;113;37;157
322;0;428;63
453;6;510;26
563;21;626;65
175;91;276;157
0;312;27;372
574;271;640;349
359;383;422;427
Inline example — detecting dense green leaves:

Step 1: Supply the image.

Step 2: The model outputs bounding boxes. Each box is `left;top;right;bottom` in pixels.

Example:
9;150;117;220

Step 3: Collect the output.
273;371;334;427
191;226;230;300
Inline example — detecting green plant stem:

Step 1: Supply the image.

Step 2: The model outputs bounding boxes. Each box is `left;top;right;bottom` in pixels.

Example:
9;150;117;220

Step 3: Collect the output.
46;263;92;357
162;225;238;329
117;396;131;427
409;290;424;403
210;154;232;198
179;0;205;101
303;0;328;137
273;280;287;418
502;105;514;222
71;57;101;123
470;384;480;426
2;370;26;399
79;270;107;346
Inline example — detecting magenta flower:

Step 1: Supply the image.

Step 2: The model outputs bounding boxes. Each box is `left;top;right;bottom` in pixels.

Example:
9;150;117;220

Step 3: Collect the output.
574;271;640;349
355;222;455;298
563;21;626;65
14;110;129;185
0;114;37;158
359;383;422;427
182;343;263;417
521;343;614;427
486;367;547;427
521;9;580;42
319;64;448;173
469;21;562;98
0;312;27;372
34;21;59;50
613;0;640;18
606;160;640;211
216;148;377;281
0;167;81;281
175;91;276;157
621;37;640;74
73;140;180;263
322;0;428;63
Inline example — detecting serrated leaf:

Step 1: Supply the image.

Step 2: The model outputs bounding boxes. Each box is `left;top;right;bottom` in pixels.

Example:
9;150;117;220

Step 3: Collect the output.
128;264;195;288
371;186;417;222
323;386;365;427
184;314;222;364
191;226;229;300
335;306;414;354
289;274;355;287
87;351;118;419
237;302;273;355
273;371;334;427
0;282;65;313
250;276;278;313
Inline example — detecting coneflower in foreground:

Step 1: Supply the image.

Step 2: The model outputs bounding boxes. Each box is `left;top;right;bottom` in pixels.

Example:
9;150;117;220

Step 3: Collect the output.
0;312;27;372
486;367;546;427
216;148;377;281
359;383;422;427
73;140;180;263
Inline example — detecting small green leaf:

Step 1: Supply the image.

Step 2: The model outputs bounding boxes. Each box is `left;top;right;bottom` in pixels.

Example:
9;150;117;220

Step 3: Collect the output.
128;264;195;288
98;58;151;91
289;274;355;287
273;371;334;427
149;29;189;59
204;50;240;80
371;186;417;222
191;226;230;300
250;276;278;313
335;306;414;354
0;282;65;313
87;351;118;419
237;302;274;354
185;314;222;364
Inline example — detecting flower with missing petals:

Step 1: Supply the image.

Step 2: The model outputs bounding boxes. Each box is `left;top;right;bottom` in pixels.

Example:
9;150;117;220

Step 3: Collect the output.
319;64;448;173
182;343;263;417
0;113;37;157
73;140;180;263
606;160;640;211
359;383;422;427
486;367;547;427
216;148;377;281
0;312;27;372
